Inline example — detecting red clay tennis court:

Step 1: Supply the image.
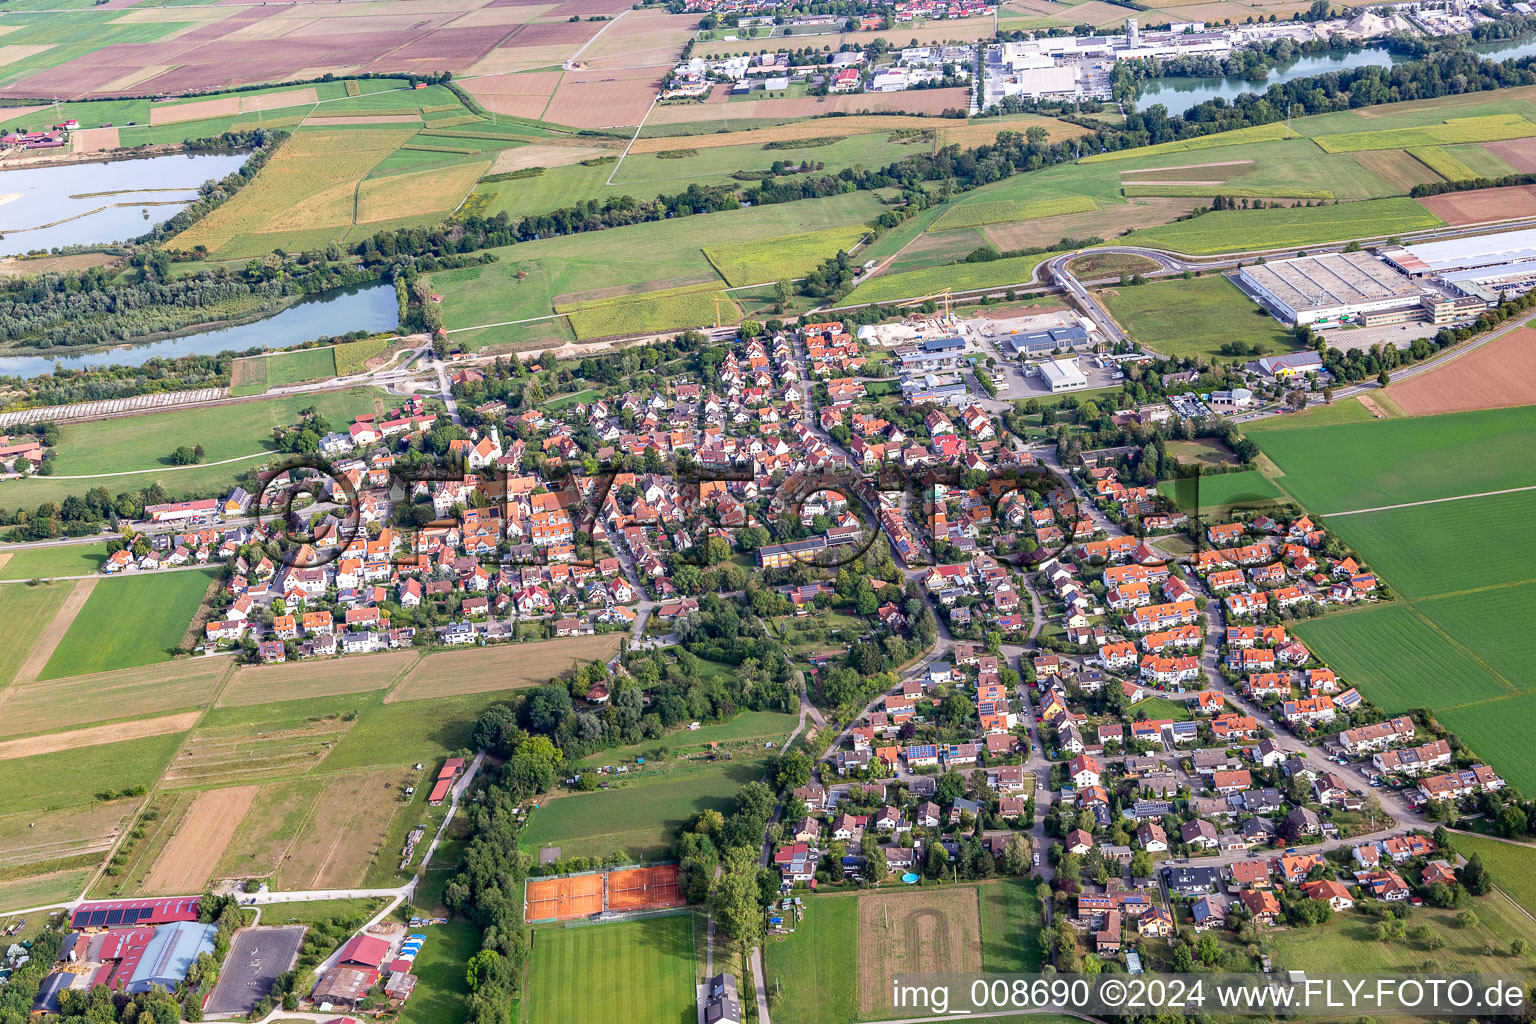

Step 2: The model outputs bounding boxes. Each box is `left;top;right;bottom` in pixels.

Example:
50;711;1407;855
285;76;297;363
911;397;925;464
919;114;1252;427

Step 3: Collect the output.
606;865;684;912
523;872;604;922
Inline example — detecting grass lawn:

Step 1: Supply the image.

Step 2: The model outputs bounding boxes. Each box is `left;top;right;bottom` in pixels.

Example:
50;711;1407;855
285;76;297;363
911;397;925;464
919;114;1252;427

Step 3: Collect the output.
1134;696;1195;722
574;711;798;767
317;689;509;771
256;347;338;388
0;868;93;911
1122;197;1444;254
764;893;859;1024
703;224;869;287
1095;275;1297;360
1245;397;1377;431
39;569;216;680
1158;470;1285;515
257;897;387;928
520;756;771;862
398;918;478;1024
0;582;71;685
522;914;696;1024
845;249;1062;304
979;878;1045;972
0;544;109;581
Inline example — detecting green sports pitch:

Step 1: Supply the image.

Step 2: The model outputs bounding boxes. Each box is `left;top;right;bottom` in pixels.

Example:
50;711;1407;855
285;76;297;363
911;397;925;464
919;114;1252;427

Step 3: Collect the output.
521;914;696;1024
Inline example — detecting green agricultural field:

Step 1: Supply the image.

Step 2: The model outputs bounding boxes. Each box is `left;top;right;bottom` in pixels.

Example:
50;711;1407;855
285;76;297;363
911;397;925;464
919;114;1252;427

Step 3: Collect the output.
317;690;501;772
1252;405;1536;512
1311;114;1536;154
38;570;216;680
520;756;771;862
0;868;93;912
845;249;1061;304
1444;834;1536;917
2;388;382;509
1123;198;1444;254
1293;604;1514;713
0;732;185;817
1408;146;1479;181
0;583;70;684
765;893;859;1024
1120;185;1334;199
256;347;337;388
0;545;109;581
703;225;869;286
980;878;1045;973
927;195;1098;231
333;337;390;375
1269;898;1536;975
429;191;883;330
1096;275;1297;360
522;915;696;1024
1159;470;1285;515
1417;579;1536;693
1244;397;1377;431
560;284;739;340
1078;122;1299;163
1436;694;1536;794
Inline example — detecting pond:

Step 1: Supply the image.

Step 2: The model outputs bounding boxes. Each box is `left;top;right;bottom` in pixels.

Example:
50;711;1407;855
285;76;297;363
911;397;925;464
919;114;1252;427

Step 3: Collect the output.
0;150;248;257
0;282;400;379
1137;34;1536;117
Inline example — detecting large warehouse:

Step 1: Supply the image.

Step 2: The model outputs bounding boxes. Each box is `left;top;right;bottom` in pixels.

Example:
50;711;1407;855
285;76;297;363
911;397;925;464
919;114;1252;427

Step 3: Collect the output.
1039;357;1089;392
1380;226;1536;277
1235;251;1425;327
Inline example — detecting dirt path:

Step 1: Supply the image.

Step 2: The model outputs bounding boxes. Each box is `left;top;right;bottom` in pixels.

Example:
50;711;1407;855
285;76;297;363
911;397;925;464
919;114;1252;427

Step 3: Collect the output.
0;710;199;761
12;577;94;686
141;785;258;894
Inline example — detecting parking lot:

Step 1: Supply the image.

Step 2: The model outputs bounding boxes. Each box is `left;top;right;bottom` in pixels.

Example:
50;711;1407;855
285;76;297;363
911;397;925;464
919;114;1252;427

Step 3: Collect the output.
203;925;305;1015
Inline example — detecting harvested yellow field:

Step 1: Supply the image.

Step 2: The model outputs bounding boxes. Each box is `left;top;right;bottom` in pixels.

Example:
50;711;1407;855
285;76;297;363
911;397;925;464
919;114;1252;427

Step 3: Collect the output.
355;160;490;223
212;777;324;879
938;117;1093;148
631;115;1038;153
140;785;258;894
387;634;621;702
0;660;227;737
163;716;355;786
0;712;199;762
172;129;413;252
217;650;418;707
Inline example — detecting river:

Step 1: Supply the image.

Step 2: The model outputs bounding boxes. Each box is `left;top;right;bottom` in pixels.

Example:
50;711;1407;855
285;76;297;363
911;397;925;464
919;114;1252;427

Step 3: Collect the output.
0;282;401;379
1137;34;1536;116
0;150;248;257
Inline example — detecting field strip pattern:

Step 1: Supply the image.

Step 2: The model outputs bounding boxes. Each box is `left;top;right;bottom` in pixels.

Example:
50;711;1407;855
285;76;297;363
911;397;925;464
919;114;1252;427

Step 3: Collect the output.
0;388;228;427
1325;483;1536;517
9;578;94;686
140;785;258;894
0;711;199;761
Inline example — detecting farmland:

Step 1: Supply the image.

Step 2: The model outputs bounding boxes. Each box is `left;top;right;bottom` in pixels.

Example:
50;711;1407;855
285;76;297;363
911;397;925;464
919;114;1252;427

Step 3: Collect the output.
1122;198;1444;254
927;195;1098;232
0;731;185;817
559;284;740;341
218;650;419;707
387;635;623;703
1384;326;1536;415
0;583;70;686
37;570;216;680
1079;122;1299;163
0;544;107;581
0;659;228;738
1158;470;1285;516
231;347;337;396
1096;275;1297;360
522;914;696;1024
519;756;772;862
703;225;869;287
1310;114;1536;154
846;249;1061;304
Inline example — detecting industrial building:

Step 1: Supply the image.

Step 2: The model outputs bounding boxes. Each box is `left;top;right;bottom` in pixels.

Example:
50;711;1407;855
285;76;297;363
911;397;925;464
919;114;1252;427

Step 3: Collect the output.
1001;324;1089;358
1235;252;1426;327
1039;357;1089;393
1382;227;1536;304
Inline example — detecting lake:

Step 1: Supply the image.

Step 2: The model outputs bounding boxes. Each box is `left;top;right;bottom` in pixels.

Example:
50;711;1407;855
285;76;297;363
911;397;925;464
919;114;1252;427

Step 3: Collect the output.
0;150;248;257
0;282;400;379
1138;34;1536;116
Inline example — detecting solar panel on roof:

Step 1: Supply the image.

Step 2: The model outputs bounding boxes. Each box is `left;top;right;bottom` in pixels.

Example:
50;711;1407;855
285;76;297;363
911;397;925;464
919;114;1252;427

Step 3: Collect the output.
134;907;152;922
87;910;109;927
105;909;126;926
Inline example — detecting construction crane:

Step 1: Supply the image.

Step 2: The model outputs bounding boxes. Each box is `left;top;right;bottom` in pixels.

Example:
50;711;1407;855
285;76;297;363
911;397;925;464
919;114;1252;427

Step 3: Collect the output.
895;287;952;318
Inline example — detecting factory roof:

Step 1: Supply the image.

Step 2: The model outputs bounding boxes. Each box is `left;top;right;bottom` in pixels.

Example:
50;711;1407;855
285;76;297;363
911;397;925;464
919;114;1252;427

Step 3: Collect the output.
1241;252;1418;312
1385;226;1536;274
1040;358;1088;386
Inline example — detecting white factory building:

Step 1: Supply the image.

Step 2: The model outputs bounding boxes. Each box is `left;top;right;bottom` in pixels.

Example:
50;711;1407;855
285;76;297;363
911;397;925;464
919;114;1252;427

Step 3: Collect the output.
1235;251;1427;327
1381;227;1536;302
1039;357;1089;393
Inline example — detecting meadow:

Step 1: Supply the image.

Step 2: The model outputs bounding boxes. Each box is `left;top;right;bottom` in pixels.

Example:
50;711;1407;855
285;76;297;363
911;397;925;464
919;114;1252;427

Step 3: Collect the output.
1122;198;1444;254
978;877;1045;973
386;634;621;703
0;545;107;580
1158;469;1284;516
0;659;228;738
518;756;772;862
398;919;477;1024
3;388;380;509
845;249;1060;304
1268;897;1536;975
702;225;869;287
926;195;1098;232
1078;122;1299;163
765;893;859;1024
1444;834;1536;917
0;731;185;817
233;347;337;395
522;914;696;1024
1095;275;1296;360
1310;114;1536;154
573;710;798;767
38;569;216;679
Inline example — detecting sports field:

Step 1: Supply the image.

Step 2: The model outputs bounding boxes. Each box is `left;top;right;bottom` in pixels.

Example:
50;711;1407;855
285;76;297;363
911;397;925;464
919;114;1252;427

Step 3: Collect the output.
522;914;696;1024
37;570;216;680
1095;275;1297;360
